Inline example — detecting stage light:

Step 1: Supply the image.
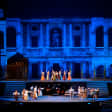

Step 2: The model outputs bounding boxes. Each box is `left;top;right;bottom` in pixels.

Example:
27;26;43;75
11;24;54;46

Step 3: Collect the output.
19;102;23;105
88;103;91;104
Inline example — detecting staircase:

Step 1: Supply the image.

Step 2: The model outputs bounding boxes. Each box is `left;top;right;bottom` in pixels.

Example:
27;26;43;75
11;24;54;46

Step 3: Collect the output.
4;81;25;96
87;81;109;97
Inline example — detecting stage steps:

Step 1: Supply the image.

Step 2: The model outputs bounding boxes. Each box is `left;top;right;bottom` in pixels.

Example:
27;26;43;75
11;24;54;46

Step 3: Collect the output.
4;81;25;96
87;81;109;97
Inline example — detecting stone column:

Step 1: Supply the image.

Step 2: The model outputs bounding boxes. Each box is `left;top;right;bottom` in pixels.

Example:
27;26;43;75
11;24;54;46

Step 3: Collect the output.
16;22;23;53
104;31;108;56
106;64;109;78
46;24;49;47
63;24;66;47
89;61;94;78
63;62;67;71
28;62;32;80
4;24;6;50
40;24;43;47
27;24;30;48
82;24;86;47
82;62;86;78
90;26;96;54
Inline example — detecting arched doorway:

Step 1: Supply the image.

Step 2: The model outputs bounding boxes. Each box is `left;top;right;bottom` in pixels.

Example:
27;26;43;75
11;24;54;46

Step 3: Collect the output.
7;53;28;80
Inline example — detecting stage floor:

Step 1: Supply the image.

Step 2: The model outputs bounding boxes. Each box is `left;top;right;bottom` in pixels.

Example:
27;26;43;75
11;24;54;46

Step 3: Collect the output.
0;96;112;103
1;78;112;82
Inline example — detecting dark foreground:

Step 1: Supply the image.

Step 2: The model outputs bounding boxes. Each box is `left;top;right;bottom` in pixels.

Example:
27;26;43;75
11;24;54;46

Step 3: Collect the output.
0;96;112;112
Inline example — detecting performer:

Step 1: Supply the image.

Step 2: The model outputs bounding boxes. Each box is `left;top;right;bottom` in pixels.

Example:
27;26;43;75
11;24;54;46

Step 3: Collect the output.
78;86;81;97
67;71;72;80
51;70;56;80
38;87;43;96
63;71;66;80
95;88;99;98
22;88;26;100
80;87;85;98
69;86;74;97
51;70;54;80
30;86;34;98
33;86;38;99
93;88;99;99
13;90;20;101
55;71;58;80
46;71;50;80
83;88;87;98
24;89;29;101
58;71;62;80
41;72;45;80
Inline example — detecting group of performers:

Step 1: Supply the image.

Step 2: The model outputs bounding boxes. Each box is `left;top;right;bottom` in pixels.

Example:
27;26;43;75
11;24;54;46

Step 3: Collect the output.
41;70;72;81
77;86;99;99
64;86;99;99
13;85;99;101
13;86;43;101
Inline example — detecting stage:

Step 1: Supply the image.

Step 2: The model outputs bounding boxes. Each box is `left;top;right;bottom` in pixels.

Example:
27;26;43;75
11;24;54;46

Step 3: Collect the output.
0;79;112;97
0;96;112;112
0;79;112;112
0;96;112;103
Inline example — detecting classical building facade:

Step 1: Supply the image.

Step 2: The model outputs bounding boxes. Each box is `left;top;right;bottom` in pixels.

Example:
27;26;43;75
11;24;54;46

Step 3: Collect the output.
1;16;112;80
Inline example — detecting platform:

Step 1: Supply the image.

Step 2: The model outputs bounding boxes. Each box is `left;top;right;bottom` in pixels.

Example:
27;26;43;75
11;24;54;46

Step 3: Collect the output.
0;96;112;103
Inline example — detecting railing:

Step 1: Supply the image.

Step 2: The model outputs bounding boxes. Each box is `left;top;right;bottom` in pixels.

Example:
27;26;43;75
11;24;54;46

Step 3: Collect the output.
4;47;112;57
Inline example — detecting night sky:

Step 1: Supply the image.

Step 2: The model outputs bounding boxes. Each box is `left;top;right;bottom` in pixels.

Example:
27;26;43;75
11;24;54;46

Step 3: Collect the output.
0;0;112;18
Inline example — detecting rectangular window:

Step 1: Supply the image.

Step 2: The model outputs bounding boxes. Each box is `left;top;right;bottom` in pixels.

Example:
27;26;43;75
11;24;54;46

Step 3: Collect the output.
85;24;89;47
96;27;104;47
0;32;4;49
109;39;112;47
31;36;38;47
32;63;39;79
73;35;80;47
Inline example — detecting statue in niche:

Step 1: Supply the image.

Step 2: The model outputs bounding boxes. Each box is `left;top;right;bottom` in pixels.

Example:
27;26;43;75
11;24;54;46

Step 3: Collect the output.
50;28;62;47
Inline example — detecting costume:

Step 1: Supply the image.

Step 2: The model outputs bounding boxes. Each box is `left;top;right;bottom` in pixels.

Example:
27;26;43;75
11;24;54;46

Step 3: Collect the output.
63;71;66;80
38;88;43;96
67;72;72;80
24;90;29;101
46;71;50;80
41;72;45;80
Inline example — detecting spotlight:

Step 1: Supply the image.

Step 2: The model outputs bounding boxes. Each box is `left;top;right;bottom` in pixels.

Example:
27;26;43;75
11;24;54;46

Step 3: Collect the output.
19;102;23;105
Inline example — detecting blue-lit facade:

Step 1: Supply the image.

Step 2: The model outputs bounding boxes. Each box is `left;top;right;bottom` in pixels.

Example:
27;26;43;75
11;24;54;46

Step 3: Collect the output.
1;17;112;80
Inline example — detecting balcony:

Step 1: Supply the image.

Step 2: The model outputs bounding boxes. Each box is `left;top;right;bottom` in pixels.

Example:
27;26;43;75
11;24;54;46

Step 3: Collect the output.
23;47;91;57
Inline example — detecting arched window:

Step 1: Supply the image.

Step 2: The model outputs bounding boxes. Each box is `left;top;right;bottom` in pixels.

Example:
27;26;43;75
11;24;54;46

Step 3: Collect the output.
96;65;104;78
108;28;112;47
50;28;62;47
0;31;4;49
7;27;16;47
96;26;104;47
